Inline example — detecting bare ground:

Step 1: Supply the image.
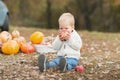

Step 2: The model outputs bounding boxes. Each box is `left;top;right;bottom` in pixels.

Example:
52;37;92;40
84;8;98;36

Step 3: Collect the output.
0;26;120;80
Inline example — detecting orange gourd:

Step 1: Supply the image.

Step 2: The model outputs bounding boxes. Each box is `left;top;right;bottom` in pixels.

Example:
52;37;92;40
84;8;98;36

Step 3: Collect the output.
12;30;20;38
1;40;19;55
0;31;12;43
30;31;44;44
20;43;35;53
0;38;2;48
13;36;26;48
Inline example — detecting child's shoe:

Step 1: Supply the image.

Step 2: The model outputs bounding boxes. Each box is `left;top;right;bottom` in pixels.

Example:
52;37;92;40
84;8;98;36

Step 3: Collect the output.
38;54;46;72
59;57;67;72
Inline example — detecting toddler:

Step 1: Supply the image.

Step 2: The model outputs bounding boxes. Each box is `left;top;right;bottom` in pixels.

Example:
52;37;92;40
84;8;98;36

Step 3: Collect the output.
38;12;82;72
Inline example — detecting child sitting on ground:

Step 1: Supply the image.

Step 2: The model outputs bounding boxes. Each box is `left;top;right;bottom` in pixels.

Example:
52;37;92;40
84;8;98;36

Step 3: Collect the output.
38;12;82;72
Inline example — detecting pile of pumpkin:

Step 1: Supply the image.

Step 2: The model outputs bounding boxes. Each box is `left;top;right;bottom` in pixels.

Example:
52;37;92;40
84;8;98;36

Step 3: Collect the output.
0;30;44;55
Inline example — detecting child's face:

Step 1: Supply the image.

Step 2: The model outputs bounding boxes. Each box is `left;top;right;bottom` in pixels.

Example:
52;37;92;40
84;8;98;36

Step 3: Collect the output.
59;21;73;32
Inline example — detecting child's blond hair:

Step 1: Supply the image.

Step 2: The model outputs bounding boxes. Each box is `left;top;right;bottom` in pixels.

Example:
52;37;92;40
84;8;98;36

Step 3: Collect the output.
58;13;75;29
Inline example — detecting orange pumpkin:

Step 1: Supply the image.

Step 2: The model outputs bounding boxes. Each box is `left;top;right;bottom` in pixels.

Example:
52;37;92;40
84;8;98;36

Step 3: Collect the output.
20;43;35;53
13;36;26;47
30;31;44;44
1;40;19;55
0;31;12;43
12;30;20;38
0;38;2;48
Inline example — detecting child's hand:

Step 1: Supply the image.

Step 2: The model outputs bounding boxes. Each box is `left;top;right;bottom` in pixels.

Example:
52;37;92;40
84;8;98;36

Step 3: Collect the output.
59;29;71;41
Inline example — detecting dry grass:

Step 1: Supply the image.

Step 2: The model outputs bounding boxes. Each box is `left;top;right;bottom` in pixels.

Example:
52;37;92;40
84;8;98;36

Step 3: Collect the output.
0;26;120;80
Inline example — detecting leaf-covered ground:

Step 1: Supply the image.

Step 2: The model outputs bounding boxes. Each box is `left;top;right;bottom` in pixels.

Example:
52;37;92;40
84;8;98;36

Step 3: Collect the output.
0;26;120;80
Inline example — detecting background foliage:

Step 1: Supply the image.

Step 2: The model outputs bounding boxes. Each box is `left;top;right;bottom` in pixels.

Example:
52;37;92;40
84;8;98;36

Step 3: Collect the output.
4;0;120;32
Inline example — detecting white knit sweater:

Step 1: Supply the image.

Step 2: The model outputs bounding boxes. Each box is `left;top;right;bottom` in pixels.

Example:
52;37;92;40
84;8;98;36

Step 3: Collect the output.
52;30;82;60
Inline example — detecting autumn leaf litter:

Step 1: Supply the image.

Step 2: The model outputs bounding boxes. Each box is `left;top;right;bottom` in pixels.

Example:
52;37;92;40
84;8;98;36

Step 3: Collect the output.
0;27;120;80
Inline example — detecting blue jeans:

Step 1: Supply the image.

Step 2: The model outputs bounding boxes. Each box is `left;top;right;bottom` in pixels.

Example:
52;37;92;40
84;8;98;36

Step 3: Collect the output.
46;56;78;70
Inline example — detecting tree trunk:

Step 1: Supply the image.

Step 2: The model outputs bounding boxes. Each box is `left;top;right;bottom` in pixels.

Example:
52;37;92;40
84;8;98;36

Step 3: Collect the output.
46;0;52;29
98;0;105;30
19;0;26;18
75;0;81;30
99;0;103;21
83;0;92;31
109;0;115;32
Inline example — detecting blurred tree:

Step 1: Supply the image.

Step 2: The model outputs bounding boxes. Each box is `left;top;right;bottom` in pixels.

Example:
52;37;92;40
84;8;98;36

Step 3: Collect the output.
82;0;91;31
65;0;98;31
64;0;81;29
19;0;26;18
74;0;81;30
98;0;104;30
46;0;52;29
109;0;115;31
3;0;120;32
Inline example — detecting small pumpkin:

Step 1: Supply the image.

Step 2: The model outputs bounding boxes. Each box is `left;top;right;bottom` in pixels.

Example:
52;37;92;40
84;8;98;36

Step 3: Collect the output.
13;36;26;47
20;43;35;53
0;38;2;48
1;40;19;55
0;31;12;43
30;31;44;44
12;30;20;38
